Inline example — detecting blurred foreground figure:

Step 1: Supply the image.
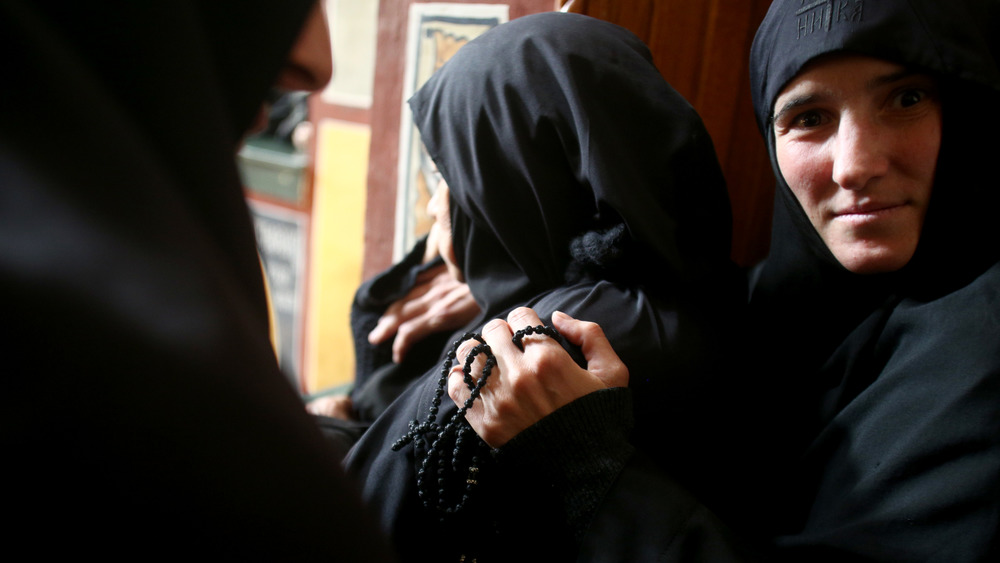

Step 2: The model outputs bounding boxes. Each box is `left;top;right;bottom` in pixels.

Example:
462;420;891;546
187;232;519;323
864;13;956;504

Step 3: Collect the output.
1;1;391;559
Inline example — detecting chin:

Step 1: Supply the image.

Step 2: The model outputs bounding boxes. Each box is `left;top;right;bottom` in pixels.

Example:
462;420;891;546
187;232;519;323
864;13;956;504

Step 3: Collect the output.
833;244;916;274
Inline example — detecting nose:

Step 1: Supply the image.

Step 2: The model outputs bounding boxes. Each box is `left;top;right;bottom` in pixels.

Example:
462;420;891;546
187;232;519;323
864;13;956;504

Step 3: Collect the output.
426;186;442;216
831;114;890;191
277;2;334;92
426;179;447;216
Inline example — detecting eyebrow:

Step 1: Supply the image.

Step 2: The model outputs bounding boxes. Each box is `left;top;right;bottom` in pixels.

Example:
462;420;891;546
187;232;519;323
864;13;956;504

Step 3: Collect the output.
772;93;822;125
867;69;920;90
771;68;924;124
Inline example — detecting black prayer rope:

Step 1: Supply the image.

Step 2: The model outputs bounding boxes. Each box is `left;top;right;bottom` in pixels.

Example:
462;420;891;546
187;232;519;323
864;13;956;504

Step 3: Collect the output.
511;324;561;352
392;324;561;518
391;332;495;518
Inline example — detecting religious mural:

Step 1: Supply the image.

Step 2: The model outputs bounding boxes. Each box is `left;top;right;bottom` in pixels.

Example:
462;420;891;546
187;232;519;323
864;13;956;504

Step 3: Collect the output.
394;3;510;259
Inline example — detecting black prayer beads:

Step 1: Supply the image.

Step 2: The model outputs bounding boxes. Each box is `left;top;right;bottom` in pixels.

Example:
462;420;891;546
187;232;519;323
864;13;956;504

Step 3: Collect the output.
392;324;561;518
391;332;494;518
511;324;561;351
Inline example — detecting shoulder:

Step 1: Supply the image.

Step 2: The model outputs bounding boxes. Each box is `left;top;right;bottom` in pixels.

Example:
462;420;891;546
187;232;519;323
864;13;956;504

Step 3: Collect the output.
886;260;1000;370
779;262;1000;560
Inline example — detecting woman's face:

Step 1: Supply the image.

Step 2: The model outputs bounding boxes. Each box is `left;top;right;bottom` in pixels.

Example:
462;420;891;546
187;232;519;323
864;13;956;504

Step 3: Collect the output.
250;2;333;134
426;173;462;281
773;55;941;274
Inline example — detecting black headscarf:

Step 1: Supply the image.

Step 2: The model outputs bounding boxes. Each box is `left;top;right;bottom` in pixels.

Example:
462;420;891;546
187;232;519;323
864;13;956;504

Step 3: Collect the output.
410;13;734;312
1;2;391;559
409;9;742;450
346;11;742;559
741;0;1000;558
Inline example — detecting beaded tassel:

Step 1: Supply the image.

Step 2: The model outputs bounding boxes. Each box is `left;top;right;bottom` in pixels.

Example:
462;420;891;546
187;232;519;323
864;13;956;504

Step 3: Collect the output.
392;332;495;517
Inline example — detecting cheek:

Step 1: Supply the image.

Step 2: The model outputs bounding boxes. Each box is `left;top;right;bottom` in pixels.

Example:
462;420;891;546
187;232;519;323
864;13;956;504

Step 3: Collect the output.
775;140;832;220
429;187;461;277
907;118;942;198
437;213;453;245
438;226;462;282
426;183;449;226
433;196;451;233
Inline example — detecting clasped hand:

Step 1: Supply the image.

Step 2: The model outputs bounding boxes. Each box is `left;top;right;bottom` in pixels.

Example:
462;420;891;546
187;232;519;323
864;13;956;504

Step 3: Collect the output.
369;223;480;363
448;307;628;448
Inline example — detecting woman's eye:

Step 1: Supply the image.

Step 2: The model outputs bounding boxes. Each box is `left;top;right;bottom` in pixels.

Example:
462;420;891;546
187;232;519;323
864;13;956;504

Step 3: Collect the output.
896;88;925;108
793;110;824;128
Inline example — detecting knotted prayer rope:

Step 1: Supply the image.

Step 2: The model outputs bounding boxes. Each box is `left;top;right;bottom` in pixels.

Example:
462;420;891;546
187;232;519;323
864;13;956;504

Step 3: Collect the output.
392;324;561;518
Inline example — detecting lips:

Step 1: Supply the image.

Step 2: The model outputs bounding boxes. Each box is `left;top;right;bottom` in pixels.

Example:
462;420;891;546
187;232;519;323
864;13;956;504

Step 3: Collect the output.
834;201;905;218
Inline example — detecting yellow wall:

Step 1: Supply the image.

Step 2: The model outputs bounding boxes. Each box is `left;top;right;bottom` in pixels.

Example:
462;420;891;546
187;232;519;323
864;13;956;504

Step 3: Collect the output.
305;119;370;393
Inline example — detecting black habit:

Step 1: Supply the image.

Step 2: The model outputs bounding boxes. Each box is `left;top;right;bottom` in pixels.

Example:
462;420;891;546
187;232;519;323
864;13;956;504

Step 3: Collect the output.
344;12;742;562
558;1;1000;561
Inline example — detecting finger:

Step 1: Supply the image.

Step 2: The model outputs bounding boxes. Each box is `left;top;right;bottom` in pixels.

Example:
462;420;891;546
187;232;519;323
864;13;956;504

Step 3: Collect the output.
395;286;435;318
414;261;448;284
551;311;628;387
391;313;437;363
451;332;490;386
506;307;547;349
368;303;404;345
507;306;570;355
368;285;432;345
506;306;544;332
479;315;519;362
391;282;476;362
369;265;458;347
447;362;472;408
448;332;490;407
305;395;355;420
453;330;482;364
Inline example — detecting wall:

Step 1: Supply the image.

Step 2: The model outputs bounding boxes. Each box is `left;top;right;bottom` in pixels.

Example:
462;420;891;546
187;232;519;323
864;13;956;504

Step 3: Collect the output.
303;0;380;394
569;0;775;267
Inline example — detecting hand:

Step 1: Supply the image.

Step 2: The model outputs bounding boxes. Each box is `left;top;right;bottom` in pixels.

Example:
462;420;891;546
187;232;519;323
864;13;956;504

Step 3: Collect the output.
448;307;628;448
368;263;480;363
305;394;355;420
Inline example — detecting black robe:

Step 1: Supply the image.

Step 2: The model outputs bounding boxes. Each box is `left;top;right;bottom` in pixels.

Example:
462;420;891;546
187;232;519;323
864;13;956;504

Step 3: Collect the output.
739;0;1000;558
1;1;391;559
312;239;456;457
343;12;742;562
